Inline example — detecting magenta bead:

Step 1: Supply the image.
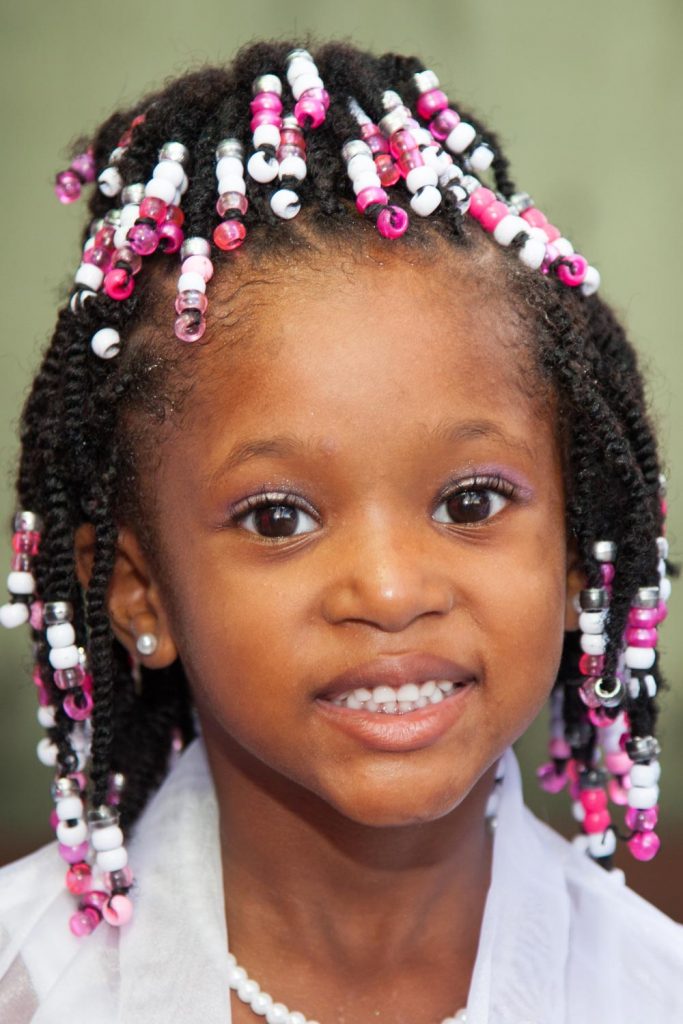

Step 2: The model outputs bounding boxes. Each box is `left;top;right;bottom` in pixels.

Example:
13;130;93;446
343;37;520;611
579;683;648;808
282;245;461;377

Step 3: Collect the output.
63;688;94;721
181;255;214;280
584;809;611;834
115;246;143;275
12;531;38;554
579;677;602;709
157;221;184;254
70;771;87;791
104;865;134;891
356;186;389;214
580;788;607;813
127;222;159;256
605;750;632;775
102;894;134;927
295;96;326;129
389;129;419;159
69;907;101;937
588;707;611;728
175;290;208;315
55;169;82;204
29;600;44;630
468;187;496;221
361;125;389;154
213;220;246;251
579;653;605;676
250;92;283;115
71;152;96;183
83;245;113;272
66;861;92;896
139;196;168;225
479;200;509;233
549;737;571;759
625;627;657;648
53;665;86;691
521;207;548;228
49;809;59;830
174;311;207;343
104;268;134;301
625;806;658;831
58;840;90;865
416;89;449;120
83;890;108;913
537;762;567;794
376;205;409;239
655;600;668;623
607;778;629;805
216;191;248;218
600;563;616;584
541;243;559;276
375;154;400;187
250;111;282;131
557;254;588;287
429;108;461;142
628;830;661;861
628;607;658;629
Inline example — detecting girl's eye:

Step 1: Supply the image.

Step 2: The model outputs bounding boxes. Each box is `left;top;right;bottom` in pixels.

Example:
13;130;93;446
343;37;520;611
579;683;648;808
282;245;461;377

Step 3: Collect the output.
433;477;515;526
233;495;319;539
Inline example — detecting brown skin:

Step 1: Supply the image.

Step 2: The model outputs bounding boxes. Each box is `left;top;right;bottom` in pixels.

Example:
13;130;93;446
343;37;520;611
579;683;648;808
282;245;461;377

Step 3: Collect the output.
76;243;584;1023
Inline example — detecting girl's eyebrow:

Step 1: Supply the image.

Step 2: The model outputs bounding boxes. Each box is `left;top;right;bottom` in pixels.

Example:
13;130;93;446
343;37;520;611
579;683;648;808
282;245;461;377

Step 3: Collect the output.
430;418;536;461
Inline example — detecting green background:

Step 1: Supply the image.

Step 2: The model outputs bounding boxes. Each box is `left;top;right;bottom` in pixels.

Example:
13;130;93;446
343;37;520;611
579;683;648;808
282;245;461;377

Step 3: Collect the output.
1;0;681;912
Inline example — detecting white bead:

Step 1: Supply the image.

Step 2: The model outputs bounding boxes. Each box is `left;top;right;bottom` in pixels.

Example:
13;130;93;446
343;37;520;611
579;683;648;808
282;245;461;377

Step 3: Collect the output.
179;173;189;195
37;705;56;728
265;1002;290;1024
96;846;129;872
659;577;672;601
405;164;438;193
289;1014;306;1024
91;824;124;851
253;124;280;149
287;56;314;84
0;601;29;628
624;646;656;670
247;151;279;183
347;153;376;181
446;122;476;153
420;146;440;169
217;175;246;196
278;155;307;181
144;177;175;204
98;166;123;197
588;829;617;858
578;610;607;635
270;188;301;220
518;237;546;270
527;225;549;243
291;72;323;100
46;622;76;648
410;185;442;217
250;992;273;1016
352;172;381;195
644;673;658;698
216;156;243;180
153;159;186;187
227;964;247;986
657;536;669;559
493;215;527;247
236;979;260;1003
177;272;206;295
56;819;88;846
120;204;139;230
571;800;585;823
581;265;601;296
630;761;661;787
91;327;121;360
74;264;103;290
580;632;607;656
627;784;659;809
469;144;494;172
554;237;574;257
658;557;667;577
113;227;128;249
56;795;84;821
48;644;80;670
37;738;58;766
412;127;434;148
627;675;640;700
439;164;462;186
7;571;35;595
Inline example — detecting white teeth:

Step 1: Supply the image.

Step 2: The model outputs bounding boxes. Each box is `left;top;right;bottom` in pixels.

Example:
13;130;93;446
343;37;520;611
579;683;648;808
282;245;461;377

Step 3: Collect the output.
328;679;464;713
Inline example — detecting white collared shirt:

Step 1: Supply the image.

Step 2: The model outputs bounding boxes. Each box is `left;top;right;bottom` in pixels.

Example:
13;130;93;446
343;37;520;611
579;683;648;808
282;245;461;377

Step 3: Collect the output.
1;740;681;1023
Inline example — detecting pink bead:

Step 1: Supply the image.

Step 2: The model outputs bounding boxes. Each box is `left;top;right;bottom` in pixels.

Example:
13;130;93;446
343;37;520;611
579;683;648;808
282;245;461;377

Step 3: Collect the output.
216;192;248;218
213;220;246;251
29;600;44;630
628;830;661;861
174;311;207;343
11;553;31;571
607;778;629;805
280;127;305;148
175;290;208;315
389;129;419;159
49;809;59;830
579;677;602;709
584;809;611;834
55;169;82;204
549;737;571;759
58;840;90;864
569;780;581;801
557;254;588;287
95;224;117;250
250;111;282;131
601;563;616;584
625;806;658;831
250;93;283;115
53;665;86;691
468;187;497;221
541;243;559;276
356;186;389;214
375;154;400;187
543;223;561;242
70;771;87;792
83;890;108;912
69;907;101;937
71;152;96;183
579;653;605;676
295;96;326;130
416;89;449;120
588;707;611;728
429;108;460;142
12;531;39;554
361;124;389;154
660;497;668;517
521;207;548;228
115;246;142;275
104;865;134;891
580;788;607;812
605;751;633;775
536;762;567;794
655;600;668;624
157;221;184;254
139;196;167;224
479;200;509;233
624;627;657;648
628;607;658;629
181;255;214;280
102;894;134;927
165;204;185;227
81;673;93;695
127;222;159;256
83;246;113;271
397;149;425;176
66;861;92;895
376;205;409;239
63;688;94;721
104;268;134;301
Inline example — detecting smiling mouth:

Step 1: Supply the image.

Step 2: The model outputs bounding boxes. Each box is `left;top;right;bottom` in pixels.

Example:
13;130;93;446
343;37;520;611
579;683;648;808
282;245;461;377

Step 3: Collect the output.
324;680;471;715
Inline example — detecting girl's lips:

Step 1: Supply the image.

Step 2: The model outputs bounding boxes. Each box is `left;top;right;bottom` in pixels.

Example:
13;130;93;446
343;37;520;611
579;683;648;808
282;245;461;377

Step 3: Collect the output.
316;652;477;702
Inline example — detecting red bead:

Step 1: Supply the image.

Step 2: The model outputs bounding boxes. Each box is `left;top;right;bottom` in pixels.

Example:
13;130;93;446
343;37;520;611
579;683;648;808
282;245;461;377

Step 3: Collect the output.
139;196;168;225
375;154;400;187
165;205;185;226
94;225;117;250
397;150;424;176
66;861;92;895
213;220;246;251
389;129;419;159
280;127;305;148
12;531;39;555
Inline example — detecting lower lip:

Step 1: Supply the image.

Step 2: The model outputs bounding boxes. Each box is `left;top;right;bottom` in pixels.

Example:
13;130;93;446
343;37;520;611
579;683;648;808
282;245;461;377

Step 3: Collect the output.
314;683;475;752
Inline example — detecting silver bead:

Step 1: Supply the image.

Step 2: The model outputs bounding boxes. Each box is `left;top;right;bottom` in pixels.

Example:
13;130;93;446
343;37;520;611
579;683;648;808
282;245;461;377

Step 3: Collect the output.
579;587;609;611
121;183;145;205
159;141;189;165
594;676;624;709
347;97;370;125
658;473;667;497
51;776;80;800
110;771;126;794
342;139;372;164
215;137;244;160
656;536;669;560
632;586;659;609
625;735;661;763
578;767;607;790
378;107;409;138
88;805;119;829
104;208;122;226
180;237;211;260
13;510;42;533
460;174;482;196
253;74;282;97
136;632;158;657
43;601;73;625
413;69;440;94
281;115;299;132
593;539;617;563
286;47;313;63
507;191;535;215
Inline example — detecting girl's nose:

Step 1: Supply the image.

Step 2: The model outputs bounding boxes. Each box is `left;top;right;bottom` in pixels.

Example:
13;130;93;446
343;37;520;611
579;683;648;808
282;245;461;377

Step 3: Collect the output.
320;522;455;633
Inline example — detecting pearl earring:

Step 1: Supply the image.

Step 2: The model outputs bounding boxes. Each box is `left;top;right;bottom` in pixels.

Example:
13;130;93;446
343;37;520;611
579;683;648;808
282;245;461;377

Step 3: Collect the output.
135;633;158;657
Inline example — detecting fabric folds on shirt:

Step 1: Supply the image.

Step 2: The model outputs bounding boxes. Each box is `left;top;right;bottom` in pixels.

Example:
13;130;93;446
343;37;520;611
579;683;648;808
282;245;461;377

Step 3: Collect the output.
1;739;681;1023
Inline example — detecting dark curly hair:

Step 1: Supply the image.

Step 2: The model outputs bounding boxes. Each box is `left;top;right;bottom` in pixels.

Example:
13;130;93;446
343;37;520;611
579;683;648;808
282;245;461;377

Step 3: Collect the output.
12;41;670;865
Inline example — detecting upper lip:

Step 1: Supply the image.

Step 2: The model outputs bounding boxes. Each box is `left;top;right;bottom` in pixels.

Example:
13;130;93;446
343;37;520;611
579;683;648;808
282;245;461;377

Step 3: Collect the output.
316;653;477;700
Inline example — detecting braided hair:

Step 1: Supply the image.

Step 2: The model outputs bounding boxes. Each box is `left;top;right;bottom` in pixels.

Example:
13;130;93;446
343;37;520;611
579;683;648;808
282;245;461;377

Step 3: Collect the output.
11;41;672;883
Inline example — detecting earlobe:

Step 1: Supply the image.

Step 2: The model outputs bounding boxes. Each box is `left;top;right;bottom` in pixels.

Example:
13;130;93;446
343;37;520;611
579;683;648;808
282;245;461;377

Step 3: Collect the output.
73;522;178;668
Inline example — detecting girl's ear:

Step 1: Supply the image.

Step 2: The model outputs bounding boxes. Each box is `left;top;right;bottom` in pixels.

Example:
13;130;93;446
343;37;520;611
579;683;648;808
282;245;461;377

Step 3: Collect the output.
565;537;586;632
73;523;178;669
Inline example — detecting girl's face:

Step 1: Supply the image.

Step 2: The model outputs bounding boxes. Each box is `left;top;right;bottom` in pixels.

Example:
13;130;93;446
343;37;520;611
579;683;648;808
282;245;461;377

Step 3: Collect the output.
122;245;578;827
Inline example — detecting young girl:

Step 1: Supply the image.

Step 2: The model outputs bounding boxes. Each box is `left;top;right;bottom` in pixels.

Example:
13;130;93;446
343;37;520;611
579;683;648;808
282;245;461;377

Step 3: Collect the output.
0;39;681;1024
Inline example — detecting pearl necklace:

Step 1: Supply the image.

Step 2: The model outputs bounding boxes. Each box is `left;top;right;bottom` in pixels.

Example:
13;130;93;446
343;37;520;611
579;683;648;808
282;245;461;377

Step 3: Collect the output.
227;953;468;1024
